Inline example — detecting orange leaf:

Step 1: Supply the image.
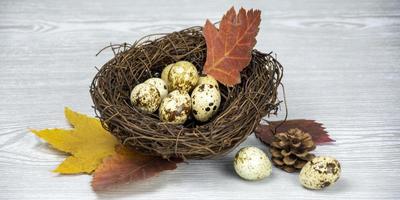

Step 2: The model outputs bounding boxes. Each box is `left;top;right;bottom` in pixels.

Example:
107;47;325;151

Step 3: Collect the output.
203;7;261;86
92;145;181;191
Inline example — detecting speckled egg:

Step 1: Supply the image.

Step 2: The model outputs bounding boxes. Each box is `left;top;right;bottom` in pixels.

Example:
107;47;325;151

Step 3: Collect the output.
130;83;161;113
198;75;219;90
299;156;341;190
144;78;168;99
161;63;174;90
168;61;199;92
234;147;272;181
159;90;191;124
191;83;221;122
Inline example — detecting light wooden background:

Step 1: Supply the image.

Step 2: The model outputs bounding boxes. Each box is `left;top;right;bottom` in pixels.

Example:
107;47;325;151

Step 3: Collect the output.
1;0;399;199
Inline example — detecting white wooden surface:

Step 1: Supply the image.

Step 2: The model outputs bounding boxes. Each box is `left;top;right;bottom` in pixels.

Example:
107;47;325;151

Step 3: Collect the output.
1;0;400;199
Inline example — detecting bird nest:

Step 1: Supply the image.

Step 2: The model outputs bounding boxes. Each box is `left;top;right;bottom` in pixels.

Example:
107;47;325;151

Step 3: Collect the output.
90;26;283;159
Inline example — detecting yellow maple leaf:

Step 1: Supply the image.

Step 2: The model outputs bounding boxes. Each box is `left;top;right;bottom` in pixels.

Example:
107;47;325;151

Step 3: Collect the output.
31;107;118;174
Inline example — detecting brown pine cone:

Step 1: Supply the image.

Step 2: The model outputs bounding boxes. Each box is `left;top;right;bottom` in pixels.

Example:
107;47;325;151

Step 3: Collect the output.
270;128;316;173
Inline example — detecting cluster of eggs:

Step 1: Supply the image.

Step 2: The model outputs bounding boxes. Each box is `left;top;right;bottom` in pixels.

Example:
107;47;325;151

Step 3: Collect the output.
233;147;341;190
130;61;221;124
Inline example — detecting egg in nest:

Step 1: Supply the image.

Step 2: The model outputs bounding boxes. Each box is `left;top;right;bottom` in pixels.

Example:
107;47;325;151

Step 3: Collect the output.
161;63;174;91
130;83;161;113
159;90;191;124
191;83;221;122
197;75;219;89
168;61;199;92
144;78;168;99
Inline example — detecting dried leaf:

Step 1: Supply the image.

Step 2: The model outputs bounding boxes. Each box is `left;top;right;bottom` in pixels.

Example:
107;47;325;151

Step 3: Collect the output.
255;119;335;145
30;107;118;174
92;145;182;191
203;7;261;86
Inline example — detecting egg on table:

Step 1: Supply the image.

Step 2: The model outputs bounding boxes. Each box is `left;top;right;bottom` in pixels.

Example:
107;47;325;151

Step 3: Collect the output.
144;78;168;99
130;83;161;113
161;63;174;90
168;61;199;92
159;90;191;124
191;83;221;122
234;146;272;181
198;74;219;90
299;156;341;190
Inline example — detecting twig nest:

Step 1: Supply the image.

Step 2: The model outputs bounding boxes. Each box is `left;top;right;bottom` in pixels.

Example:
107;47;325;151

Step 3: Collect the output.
130;83;161;113
299;156;341;189
144;78;168;99
191;83;221;122
90;27;283;159
234;147;272;181
168;61;199;92
159;90;191;124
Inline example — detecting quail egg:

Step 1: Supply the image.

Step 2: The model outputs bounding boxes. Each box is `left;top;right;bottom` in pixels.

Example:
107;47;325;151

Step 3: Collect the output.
191;83;221;122
198;75;219;90
234;146;272;181
159;90;191;124
144;78;168;99
161;63;174;90
130;83;161;113
168;61;199;92
299;156;341;190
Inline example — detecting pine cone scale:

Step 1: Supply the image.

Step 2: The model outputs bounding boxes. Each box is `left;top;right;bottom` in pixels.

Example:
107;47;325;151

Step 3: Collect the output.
272;158;284;166
283;156;297;165
281;149;291;157
271;148;282;158
293;160;307;169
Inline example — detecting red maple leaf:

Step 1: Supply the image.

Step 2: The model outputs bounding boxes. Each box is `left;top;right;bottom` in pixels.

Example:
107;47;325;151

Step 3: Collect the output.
255;119;335;145
203;7;261;86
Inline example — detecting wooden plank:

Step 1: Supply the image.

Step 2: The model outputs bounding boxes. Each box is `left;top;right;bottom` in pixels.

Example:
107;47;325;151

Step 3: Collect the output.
0;0;399;199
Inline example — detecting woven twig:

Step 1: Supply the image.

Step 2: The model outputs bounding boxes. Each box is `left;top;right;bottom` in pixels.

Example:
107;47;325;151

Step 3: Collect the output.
90;26;283;159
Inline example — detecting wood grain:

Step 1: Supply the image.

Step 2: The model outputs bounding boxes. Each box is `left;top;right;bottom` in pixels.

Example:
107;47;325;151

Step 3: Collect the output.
1;0;400;199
